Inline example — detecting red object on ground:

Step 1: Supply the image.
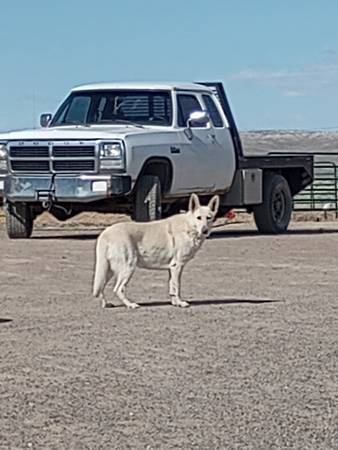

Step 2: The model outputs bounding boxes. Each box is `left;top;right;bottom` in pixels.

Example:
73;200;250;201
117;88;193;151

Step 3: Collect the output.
225;210;236;220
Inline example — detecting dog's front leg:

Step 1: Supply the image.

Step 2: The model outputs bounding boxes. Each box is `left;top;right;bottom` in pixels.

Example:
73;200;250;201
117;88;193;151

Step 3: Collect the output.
114;270;139;309
169;263;189;308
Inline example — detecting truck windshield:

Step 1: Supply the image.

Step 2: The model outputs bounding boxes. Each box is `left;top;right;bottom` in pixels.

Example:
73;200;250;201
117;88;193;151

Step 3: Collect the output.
51;90;173;127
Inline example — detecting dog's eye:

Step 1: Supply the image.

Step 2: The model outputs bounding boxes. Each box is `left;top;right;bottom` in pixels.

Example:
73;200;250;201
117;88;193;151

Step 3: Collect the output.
197;216;202;220
207;215;212;220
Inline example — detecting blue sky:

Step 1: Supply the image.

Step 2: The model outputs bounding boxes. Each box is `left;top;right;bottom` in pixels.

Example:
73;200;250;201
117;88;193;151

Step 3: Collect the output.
1;0;338;131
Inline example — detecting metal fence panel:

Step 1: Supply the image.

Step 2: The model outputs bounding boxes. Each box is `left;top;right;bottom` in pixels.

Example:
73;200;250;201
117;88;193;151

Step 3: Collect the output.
293;159;338;217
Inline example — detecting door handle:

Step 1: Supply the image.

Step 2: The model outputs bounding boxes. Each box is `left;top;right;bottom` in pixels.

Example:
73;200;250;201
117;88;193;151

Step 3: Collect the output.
207;133;216;143
170;146;181;154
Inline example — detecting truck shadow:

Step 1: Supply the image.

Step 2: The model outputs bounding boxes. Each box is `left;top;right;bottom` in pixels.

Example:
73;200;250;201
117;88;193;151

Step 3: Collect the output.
210;228;338;239
32;232;100;240
31;227;338;241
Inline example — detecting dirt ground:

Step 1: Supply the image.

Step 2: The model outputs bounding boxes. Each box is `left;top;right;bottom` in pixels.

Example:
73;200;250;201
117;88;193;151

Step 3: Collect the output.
1;217;338;450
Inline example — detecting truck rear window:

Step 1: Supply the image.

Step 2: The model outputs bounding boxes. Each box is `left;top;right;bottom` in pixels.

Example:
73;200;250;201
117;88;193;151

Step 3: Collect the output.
202;94;224;128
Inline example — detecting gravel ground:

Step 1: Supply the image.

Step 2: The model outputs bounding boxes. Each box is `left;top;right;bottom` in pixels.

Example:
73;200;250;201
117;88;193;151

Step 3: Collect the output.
1;221;338;449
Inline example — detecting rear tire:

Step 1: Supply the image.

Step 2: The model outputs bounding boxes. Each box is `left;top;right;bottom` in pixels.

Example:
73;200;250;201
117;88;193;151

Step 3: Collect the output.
253;173;292;234
133;175;162;222
6;202;34;239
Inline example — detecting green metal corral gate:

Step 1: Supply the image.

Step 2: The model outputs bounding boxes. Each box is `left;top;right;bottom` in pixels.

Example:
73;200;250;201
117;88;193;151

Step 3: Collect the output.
292;153;338;218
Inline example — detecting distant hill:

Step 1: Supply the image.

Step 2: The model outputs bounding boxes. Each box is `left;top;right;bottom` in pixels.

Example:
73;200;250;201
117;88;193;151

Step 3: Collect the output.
240;130;338;156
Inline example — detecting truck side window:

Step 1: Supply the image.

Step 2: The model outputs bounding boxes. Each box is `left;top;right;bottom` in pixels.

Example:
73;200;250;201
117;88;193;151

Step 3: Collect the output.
177;94;203;127
202;95;224;128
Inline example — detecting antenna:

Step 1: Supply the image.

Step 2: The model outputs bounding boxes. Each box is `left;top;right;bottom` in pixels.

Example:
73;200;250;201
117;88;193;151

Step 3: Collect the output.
32;89;37;129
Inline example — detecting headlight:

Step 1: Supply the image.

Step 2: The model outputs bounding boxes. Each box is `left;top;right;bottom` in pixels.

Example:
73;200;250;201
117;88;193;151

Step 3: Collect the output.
99;141;125;170
0;143;7;170
0;142;7;159
100;142;123;159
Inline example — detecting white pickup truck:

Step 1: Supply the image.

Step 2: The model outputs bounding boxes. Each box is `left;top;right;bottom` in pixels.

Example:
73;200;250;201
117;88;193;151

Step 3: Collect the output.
0;81;313;238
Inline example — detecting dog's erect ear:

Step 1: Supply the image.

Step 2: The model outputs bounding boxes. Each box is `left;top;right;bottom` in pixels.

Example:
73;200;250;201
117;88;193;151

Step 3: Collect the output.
189;193;200;213
208;195;220;217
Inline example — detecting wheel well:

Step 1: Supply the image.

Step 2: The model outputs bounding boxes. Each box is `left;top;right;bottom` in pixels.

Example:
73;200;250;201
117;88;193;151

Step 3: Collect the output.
137;158;173;194
264;168;310;196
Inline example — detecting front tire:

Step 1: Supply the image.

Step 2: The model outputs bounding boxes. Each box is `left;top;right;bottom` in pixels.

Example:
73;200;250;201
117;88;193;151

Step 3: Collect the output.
253;173;292;234
133;175;162;222
6;202;34;239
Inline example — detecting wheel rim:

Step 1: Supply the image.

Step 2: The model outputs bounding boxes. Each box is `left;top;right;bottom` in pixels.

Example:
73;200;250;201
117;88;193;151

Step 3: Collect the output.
272;189;286;223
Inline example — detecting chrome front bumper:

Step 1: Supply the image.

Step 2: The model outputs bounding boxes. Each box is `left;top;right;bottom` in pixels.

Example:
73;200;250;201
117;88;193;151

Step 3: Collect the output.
4;174;132;203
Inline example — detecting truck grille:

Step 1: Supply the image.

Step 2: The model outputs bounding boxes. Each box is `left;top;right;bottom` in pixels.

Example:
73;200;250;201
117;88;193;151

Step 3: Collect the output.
52;146;96;157
10;146;49;158
9;142;97;174
11;160;50;172
53;160;95;172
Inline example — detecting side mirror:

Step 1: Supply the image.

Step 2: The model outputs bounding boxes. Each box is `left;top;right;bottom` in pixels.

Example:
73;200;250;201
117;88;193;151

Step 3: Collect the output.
40;113;52;128
187;110;210;128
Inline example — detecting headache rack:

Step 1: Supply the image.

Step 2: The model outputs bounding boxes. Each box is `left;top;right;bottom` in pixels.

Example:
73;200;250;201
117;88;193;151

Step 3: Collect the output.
196;81;244;159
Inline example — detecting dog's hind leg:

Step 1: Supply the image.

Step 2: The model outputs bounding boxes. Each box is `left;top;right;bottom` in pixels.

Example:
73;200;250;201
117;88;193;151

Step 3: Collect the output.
96;266;114;308
113;265;139;309
99;268;114;308
169;263;189;308
93;242;114;308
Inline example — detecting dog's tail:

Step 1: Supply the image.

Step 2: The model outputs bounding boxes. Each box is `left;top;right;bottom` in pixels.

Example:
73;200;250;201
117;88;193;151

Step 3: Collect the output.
93;235;110;298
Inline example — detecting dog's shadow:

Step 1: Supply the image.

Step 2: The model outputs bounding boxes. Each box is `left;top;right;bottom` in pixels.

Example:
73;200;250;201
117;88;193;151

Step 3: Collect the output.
112;298;281;308
0;318;12;324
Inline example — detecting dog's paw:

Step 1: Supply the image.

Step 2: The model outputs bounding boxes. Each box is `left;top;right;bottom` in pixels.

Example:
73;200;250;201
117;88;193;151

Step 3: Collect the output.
178;301;189;308
172;299;189;308
102;302;114;308
127;302;140;309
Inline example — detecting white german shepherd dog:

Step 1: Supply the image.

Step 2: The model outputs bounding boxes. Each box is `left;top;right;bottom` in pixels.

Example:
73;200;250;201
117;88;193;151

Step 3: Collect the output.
92;193;219;309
